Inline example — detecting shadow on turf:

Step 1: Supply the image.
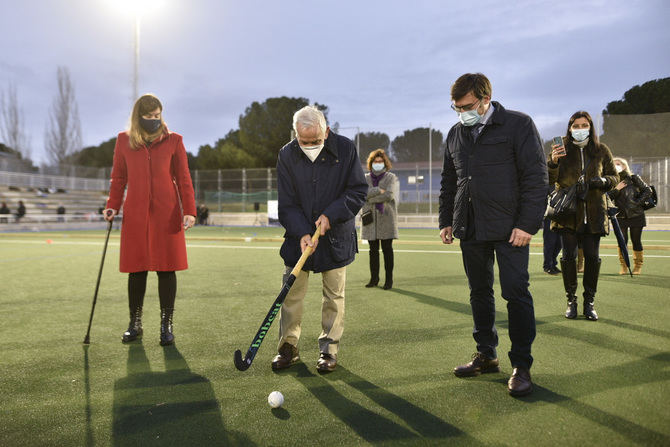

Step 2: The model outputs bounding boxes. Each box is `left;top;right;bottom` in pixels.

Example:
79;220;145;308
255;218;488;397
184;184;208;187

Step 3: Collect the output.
278;362;475;443
271;407;290;420
109;343;254;446
482;352;670;444
389;288;472;316
83;346;93;447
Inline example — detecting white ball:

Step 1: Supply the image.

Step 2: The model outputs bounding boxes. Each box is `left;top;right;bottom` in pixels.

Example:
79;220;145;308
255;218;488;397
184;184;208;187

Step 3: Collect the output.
268;391;284;408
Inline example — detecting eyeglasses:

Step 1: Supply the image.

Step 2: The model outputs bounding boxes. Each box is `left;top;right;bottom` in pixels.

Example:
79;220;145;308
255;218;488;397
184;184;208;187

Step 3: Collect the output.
450;99;481;113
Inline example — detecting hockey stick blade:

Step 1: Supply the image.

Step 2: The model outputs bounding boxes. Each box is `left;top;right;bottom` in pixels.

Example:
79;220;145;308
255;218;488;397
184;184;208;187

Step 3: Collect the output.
234;349;251;371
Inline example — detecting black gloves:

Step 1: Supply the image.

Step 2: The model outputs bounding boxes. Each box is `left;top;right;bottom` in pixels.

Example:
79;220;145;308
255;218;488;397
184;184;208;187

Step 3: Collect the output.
588;177;608;189
576;176;608;197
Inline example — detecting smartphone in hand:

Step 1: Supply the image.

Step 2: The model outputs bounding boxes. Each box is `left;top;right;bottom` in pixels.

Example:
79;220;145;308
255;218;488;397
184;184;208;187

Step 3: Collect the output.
552;136;565;155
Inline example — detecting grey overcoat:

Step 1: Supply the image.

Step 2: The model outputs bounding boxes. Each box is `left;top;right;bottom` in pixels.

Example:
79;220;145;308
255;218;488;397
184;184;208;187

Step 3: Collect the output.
361;171;399;241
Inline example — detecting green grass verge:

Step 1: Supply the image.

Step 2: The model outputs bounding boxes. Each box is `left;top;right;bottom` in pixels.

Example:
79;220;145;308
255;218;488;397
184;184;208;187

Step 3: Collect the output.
1;227;669;446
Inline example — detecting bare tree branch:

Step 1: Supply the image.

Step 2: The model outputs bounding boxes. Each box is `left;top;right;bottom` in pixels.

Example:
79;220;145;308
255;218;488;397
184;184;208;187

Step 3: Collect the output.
0;83;31;159
44;66;82;165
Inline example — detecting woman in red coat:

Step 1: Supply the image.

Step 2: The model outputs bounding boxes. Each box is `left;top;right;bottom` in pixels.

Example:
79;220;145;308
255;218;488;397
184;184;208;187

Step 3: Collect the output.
104;94;196;345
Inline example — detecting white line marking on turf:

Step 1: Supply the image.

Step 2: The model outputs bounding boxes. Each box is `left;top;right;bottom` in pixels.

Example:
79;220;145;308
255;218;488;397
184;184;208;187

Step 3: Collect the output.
3;239;670;258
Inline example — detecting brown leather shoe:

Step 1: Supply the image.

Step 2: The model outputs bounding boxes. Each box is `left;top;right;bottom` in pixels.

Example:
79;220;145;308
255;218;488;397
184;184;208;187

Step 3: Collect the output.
508;367;533;396
271;343;299;370
453;352;500;377
316;353;337;372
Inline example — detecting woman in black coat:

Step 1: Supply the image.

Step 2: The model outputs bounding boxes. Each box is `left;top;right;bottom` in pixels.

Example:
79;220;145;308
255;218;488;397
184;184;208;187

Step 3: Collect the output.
609;157;652;275
548;111;618;321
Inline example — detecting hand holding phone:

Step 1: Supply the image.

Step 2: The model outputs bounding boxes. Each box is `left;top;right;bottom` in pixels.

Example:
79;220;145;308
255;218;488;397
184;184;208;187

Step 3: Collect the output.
551;136;566;162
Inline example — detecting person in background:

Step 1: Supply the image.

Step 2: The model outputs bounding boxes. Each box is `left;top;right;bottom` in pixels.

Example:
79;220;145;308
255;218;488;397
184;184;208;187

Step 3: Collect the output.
104;94;196;346
16;200;26;222
57;203;66;222
439;73;547;397
577;242;584;274
273;105;367;373
548;111;618;321
0;201;10;223
198;203;209;226
609;157;652;275
542;189;562;275
361;149;399;290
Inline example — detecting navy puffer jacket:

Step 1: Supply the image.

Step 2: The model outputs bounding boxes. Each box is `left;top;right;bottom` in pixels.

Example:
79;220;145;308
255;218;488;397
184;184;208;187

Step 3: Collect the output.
439;102;548;240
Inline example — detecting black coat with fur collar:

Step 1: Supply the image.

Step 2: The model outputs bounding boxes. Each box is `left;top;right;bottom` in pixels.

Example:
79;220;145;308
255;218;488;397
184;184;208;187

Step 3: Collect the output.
548;140;618;235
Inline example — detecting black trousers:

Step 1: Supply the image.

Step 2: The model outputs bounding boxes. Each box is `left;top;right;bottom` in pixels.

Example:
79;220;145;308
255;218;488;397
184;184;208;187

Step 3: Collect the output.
560;232;600;260
128;271;177;310
368;239;394;279
460;239;536;370
542;217;562;270
620;225;644;251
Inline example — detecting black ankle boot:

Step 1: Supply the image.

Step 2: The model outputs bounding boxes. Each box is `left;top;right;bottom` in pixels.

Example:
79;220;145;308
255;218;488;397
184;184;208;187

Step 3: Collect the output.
122;307;143;343
583;257;601;321
560;258;578;319
383;272;393;290
160;308;175;346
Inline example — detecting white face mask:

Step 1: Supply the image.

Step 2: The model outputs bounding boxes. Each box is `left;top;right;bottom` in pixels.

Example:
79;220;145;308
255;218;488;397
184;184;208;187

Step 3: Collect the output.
571;128;590;142
458;109;482;127
371;162;385;172
300;144;324;162
615;165;623;173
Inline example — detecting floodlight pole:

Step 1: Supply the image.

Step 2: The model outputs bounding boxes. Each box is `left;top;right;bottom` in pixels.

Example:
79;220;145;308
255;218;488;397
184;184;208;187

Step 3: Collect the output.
356;126;360;157
428;123;432;216
133;14;140;101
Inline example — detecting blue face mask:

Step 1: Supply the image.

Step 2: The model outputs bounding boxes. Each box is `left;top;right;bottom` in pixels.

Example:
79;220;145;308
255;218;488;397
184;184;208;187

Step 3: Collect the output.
458;108;482;127
571;128;590;142
371;162;385;172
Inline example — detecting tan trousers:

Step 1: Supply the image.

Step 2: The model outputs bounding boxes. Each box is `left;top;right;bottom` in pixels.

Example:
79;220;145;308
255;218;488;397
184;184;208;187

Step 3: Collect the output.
277;266;346;355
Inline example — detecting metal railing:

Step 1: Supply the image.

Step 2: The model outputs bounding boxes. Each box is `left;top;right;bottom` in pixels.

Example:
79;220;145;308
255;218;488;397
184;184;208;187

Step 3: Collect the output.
0;170;107;191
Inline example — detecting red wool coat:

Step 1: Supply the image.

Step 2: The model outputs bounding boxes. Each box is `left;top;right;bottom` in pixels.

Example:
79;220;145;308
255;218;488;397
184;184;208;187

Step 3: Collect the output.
107;131;196;273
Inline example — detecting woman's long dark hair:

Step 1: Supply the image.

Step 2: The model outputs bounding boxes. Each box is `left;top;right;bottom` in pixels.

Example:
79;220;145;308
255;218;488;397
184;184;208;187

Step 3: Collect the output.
565;110;599;147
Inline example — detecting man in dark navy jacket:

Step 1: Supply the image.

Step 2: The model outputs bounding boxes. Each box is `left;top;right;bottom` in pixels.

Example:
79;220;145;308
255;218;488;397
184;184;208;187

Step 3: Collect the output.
273;105;367;373
439;73;548;396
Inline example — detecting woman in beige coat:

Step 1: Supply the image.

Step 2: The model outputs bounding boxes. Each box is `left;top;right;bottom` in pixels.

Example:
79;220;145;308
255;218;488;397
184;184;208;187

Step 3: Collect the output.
361;149;399;289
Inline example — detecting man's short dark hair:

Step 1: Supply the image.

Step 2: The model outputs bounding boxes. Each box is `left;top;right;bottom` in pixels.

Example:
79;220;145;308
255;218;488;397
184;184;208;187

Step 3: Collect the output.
451;73;492;101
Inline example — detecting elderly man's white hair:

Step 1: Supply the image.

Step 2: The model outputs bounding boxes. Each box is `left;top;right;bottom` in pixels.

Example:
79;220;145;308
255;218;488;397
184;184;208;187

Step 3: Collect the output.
292;105;327;136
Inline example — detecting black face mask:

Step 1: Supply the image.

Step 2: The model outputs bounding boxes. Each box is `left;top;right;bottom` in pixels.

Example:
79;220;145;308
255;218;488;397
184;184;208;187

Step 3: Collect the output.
140;117;162;133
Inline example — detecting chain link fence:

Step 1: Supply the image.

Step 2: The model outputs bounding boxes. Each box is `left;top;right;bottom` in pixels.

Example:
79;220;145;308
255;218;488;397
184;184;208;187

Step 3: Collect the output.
1;113;668;214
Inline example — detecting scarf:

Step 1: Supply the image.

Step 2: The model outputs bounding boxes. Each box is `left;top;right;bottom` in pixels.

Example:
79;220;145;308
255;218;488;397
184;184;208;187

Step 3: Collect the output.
574;137;589;148
370;170;386;213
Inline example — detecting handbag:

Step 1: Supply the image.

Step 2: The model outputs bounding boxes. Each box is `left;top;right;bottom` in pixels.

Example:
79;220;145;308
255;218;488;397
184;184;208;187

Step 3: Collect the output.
638;185;658;210
361;210;373;226
545;183;578;220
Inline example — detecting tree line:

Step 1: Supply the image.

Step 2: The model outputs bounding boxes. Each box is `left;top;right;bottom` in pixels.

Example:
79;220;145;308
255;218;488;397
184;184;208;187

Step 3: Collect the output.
1;77;668;171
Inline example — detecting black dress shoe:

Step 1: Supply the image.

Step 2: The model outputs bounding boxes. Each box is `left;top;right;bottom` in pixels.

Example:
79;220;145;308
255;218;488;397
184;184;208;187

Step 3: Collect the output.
508;367;533;396
271;343;299;370
382;280;393;290
365;279;379;288
544;267;561;275
316;353;337;372
454;353;500;377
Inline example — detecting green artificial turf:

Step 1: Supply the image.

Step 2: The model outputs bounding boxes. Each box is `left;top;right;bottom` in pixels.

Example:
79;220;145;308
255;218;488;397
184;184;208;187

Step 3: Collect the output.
1;227;669;446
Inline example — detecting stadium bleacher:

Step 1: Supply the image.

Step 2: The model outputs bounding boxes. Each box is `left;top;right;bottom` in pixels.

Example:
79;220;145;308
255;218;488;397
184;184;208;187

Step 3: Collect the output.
0;185;108;226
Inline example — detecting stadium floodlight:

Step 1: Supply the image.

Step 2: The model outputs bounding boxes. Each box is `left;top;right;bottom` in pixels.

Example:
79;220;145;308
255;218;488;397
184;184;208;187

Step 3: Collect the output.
105;0;166;101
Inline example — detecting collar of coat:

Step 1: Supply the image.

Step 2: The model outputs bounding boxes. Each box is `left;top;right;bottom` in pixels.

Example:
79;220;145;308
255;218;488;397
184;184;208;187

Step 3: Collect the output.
290;131;339;162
